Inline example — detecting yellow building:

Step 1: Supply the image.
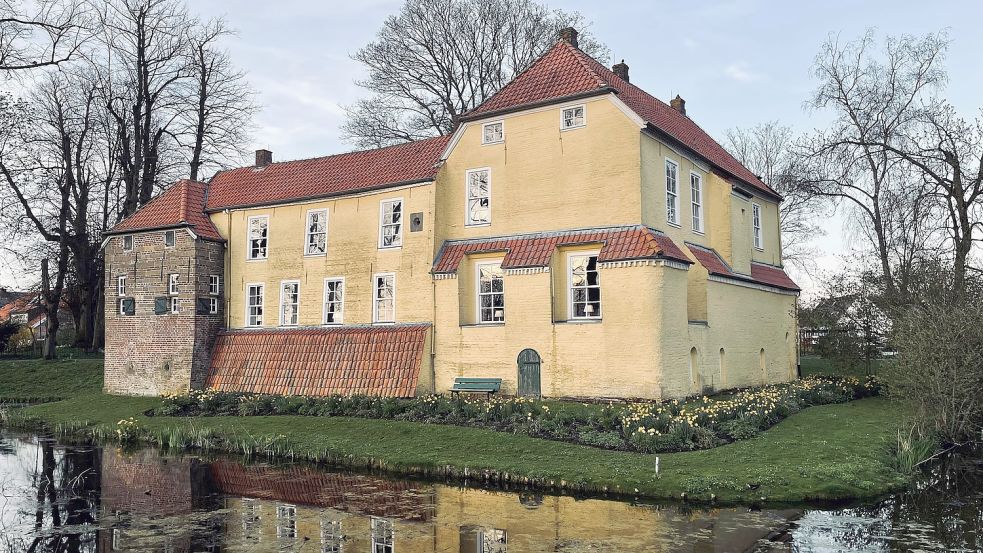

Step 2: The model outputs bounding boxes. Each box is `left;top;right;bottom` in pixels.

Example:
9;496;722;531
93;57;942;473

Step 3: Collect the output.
103;28;798;399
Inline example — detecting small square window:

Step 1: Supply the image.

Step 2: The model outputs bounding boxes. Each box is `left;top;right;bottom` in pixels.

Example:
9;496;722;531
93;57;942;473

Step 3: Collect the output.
122;235;133;251
208;275;220;295
164;230;176;247
169;297;179;314
561;105;585;130
482;121;504;144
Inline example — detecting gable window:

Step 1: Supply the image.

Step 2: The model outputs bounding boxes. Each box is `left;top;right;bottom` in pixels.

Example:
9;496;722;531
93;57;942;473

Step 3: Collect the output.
569;254;601;319
482;121;504;144
279;281;300;326
371;517;394;553
476;262;505;323
246;284;264;326
379;199;402;249
122;235;133;251
209;275;220;295
169;297;179;314
247;216;269;260
305;209;328;256
691;172;704;233
276;504;297;540
561;105;585;130
666;159;679;225
373;273;395;323
323;278;345;325
117;275;127;296
466;168;491;226
752;203;763;250
164;230;176;247
168;274;179;295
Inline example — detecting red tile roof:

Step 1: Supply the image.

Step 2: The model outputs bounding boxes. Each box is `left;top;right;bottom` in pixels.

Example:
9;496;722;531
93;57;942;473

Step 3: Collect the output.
205;324;430;397
107;179;224;241
205;135;451;211
463;41;778;198
433;226;691;274
686;243;799;292
0;292;35;322
751;262;801;291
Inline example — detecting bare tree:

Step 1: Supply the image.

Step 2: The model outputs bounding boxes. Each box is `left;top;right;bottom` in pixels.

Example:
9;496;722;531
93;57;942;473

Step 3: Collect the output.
342;0;609;148
0;0;90;72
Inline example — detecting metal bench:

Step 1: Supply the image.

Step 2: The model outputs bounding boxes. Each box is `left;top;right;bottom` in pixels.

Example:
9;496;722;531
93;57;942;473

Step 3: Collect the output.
450;377;502;398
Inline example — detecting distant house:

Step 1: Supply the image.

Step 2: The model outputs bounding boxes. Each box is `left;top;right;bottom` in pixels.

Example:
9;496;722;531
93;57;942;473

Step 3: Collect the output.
0;292;75;348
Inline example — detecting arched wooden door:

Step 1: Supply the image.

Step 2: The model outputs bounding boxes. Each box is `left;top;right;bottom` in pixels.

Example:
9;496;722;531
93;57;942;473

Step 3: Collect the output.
517;349;541;398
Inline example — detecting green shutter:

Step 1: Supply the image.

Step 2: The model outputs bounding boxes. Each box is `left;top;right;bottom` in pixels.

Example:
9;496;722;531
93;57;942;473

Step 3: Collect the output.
123;298;135;316
154;297;168;315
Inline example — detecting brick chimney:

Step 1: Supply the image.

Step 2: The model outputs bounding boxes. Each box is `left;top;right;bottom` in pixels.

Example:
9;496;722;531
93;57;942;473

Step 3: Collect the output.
559;27;579;49
670;95;686;116
612;59;629;82
255;149;272;167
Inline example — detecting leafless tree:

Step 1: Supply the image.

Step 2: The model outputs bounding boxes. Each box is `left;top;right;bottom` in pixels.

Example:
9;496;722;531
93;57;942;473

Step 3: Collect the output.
0;0;90;73
342;0;609;148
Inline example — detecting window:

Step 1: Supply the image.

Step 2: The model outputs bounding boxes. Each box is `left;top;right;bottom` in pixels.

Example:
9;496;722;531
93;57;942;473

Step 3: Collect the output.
209;275;220;295
323;278;345;325
371;517;394;553
379;199;402;249
305;209;328;256
241;499;261;542
117;275;126;296
691;172;703;233
561;105;585;129
476;262;505;323
569;254;601;319
373;273;395;323
279;281;300;326
465;169;491;226
276;504;297;540
246;284;264;326
122;235;133;251
247;215;269;260
321;518;342;553
208;297;219;314
168;274;179;295
164;230;175;247
666;159;679;225
482;121;504;144
118;299;133;316
169;297;179;314
752;203;763;249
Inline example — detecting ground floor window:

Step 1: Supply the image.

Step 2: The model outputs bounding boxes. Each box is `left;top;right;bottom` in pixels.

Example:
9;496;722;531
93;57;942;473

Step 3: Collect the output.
568;254;601;319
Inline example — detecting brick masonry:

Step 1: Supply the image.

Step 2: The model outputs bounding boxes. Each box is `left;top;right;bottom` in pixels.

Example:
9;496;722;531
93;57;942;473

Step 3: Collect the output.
103;227;225;396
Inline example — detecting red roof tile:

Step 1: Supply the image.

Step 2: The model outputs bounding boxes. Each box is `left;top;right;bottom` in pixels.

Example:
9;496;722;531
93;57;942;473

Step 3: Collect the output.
205;324;430;398
463;41;778;198
205;135;451;211
107;180;223;241
751;262;801;291
433;226;691;274
0;292;35;321
686;243;799;292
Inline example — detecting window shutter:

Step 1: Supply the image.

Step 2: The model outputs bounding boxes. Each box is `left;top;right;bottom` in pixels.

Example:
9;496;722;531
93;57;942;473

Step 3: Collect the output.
154;297;168;315
196;297;210;315
123;298;135;316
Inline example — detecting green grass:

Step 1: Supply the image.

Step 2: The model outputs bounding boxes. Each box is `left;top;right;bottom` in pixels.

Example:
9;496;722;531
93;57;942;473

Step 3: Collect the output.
0;356;910;503
800;356;884;378
0;356;103;402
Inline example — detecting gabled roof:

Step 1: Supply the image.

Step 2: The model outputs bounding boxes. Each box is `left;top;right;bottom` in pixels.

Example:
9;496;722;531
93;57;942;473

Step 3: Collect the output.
0;292;36;321
686;243;799;292
107;179;223;241
462;41;778;199
433;225;691;274
205;135;451;211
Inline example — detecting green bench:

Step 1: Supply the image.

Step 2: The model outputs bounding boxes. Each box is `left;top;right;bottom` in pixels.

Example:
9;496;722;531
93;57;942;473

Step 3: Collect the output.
450;377;502;398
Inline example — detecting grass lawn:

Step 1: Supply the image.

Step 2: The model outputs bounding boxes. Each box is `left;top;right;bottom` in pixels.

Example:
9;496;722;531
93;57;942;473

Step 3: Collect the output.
800;355;884;378
0;356;910;503
0;355;103;402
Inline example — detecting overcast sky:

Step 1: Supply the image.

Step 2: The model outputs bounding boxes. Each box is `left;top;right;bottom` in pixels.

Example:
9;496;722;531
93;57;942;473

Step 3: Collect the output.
2;0;980;293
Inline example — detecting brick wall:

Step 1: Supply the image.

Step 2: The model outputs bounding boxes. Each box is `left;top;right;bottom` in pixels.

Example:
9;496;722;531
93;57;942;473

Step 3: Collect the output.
103;228;225;396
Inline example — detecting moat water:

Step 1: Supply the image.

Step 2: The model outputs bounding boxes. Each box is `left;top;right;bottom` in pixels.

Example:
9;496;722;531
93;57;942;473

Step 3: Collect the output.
0;432;979;552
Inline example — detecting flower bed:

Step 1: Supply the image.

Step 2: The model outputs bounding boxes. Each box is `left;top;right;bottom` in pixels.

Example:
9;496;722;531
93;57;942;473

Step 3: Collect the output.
152;376;880;454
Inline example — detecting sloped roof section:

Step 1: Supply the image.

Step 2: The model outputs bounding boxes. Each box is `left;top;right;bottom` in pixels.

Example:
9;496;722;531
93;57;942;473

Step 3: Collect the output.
107;180;223;241
462;40;777;198
686;242;800;292
206;135;451;211
205;324;430;398
0;292;36;321
433;225;691;274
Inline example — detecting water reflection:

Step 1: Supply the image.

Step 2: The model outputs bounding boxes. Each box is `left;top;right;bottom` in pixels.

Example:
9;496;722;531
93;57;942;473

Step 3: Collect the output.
0;433;978;552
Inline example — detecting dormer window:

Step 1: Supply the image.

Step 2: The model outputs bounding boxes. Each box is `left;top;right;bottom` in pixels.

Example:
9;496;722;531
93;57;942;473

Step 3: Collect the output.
561;105;585;130
164;230;176;247
482;121;504;144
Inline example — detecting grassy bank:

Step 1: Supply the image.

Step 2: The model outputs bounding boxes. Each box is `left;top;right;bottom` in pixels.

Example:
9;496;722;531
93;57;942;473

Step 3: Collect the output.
0;357;910;503
0;356;103;402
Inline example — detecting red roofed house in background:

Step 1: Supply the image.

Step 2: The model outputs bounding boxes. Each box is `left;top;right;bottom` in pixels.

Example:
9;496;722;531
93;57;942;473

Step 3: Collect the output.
102;28;798;400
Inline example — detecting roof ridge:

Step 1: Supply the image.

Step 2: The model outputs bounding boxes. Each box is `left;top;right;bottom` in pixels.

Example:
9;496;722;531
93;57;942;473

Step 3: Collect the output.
235;135;450;172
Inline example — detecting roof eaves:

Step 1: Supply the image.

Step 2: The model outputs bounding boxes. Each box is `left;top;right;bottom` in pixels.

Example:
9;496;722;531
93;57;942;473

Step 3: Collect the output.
204;177;436;213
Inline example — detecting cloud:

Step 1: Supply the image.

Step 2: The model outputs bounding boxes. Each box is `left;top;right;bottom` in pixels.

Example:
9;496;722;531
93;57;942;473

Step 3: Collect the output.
724;62;761;83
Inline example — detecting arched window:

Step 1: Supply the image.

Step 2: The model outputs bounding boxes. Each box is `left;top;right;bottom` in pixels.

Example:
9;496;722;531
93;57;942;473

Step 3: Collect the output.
719;348;726;388
689;347;698;391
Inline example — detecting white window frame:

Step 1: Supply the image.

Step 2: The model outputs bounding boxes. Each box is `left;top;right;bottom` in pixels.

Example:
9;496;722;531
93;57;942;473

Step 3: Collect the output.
164;230;176;248
465;168;491;227
276;503;297;540
207;297;219;314
690;171;704;233
378;199;403;249
247;215;269;261
372;273;396;324
481;120;504;144
117;275;126;296
246;283;264;327
475;261;505;324
304;208;328;257
169;297;179;314
122;235;133;251
209;275;220;295
320;518;342;553
560;104;586;130
568;252;602;320
370;517;394;553
752;202;763;250
168;273;179;295
279;280;300;327
322;277;345;325
665;159;679;226
118;299;128;316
